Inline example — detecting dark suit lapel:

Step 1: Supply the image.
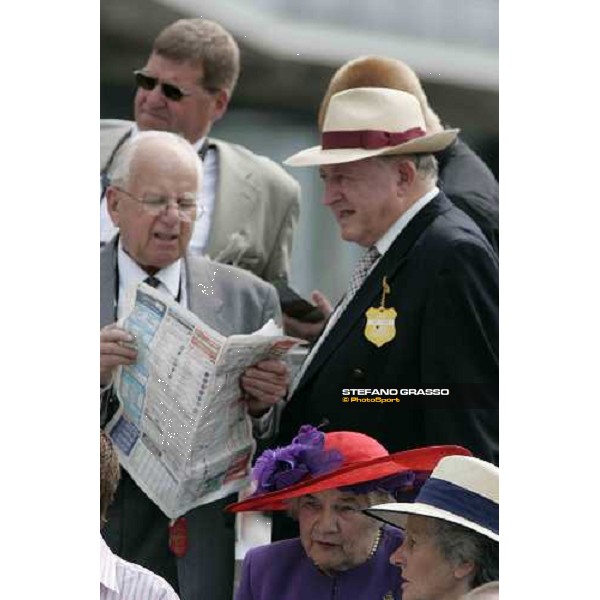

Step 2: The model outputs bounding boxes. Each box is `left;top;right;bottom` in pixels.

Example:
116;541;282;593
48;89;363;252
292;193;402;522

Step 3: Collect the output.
204;139;258;262
100;237;118;327
296;193;452;390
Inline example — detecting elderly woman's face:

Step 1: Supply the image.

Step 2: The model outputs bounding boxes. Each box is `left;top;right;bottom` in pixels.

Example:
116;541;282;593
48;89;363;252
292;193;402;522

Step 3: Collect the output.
297;488;380;573
390;515;469;600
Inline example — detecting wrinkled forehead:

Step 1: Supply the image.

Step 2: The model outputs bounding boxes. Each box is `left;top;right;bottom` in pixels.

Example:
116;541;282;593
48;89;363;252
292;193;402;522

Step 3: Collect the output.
144;52;205;85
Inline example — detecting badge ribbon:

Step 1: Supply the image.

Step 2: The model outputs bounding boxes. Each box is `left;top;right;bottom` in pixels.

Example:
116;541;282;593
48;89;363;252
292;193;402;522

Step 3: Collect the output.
364;276;397;348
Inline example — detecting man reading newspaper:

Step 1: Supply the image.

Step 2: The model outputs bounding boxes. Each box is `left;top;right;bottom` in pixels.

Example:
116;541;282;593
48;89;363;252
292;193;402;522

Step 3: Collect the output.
99;131;289;600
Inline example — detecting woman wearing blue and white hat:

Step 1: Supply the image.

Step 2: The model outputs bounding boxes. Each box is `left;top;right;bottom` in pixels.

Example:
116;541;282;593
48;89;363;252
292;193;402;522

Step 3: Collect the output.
365;455;499;600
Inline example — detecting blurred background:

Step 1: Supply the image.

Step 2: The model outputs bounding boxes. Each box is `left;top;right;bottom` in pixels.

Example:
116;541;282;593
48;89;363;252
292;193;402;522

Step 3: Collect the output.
101;0;498;304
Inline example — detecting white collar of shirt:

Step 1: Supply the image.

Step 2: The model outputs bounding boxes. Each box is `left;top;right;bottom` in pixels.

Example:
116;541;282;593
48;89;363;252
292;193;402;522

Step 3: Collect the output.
117;239;182;298
116;240;185;319
100;536;119;594
374;186;439;257
192;135;207;153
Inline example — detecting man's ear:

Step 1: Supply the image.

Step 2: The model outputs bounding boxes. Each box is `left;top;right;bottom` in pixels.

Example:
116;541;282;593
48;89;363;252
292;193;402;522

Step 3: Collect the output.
106;186;121;228
211;89;230;123
396;158;417;189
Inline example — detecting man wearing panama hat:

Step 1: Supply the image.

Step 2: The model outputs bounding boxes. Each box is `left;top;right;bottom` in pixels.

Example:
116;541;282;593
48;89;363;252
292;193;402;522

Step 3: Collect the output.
366;455;499;600
274;88;499;482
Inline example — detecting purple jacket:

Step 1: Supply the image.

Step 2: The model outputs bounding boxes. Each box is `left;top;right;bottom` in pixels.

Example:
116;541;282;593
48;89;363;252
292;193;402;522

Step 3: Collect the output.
235;525;403;600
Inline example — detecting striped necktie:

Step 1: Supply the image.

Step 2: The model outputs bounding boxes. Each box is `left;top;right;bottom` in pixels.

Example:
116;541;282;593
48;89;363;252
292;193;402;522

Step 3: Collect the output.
289;246;381;395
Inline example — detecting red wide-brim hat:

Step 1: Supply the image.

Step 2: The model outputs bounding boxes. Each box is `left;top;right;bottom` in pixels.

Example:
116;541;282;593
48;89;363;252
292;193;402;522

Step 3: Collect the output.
227;431;471;513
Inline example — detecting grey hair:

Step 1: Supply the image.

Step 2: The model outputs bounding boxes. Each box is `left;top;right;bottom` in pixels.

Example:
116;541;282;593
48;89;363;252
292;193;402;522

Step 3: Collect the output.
428;519;499;589
107;130;203;192
377;153;438;182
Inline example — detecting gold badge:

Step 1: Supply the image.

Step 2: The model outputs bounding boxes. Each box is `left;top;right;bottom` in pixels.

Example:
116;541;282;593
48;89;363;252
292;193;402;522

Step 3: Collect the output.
364;277;397;348
382;592;395;600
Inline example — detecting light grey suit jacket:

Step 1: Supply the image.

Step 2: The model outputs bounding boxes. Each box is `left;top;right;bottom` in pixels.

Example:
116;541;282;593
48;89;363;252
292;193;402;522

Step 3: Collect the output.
101;119;300;283
100;238;281;600
100;237;281;331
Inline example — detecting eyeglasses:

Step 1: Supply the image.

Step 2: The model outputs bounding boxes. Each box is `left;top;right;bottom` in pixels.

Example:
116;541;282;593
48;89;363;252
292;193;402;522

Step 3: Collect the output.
114;186;203;222
134;70;193;102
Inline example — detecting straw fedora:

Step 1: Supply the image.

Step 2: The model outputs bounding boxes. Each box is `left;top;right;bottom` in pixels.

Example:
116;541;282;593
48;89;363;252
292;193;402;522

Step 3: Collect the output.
226;425;471;513
285;87;459;167
365;455;499;541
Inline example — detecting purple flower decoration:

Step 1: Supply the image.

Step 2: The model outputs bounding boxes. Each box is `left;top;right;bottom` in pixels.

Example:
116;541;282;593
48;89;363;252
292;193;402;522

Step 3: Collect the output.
252;425;344;494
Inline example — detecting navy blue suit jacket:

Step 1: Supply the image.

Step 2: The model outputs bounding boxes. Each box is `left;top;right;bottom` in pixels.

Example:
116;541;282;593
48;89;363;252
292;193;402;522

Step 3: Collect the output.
277;192;498;464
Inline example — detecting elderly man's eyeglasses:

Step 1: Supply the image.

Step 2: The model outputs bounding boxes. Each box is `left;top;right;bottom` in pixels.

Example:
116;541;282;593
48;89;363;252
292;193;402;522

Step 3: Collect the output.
134;70;193;102
114;186;203;222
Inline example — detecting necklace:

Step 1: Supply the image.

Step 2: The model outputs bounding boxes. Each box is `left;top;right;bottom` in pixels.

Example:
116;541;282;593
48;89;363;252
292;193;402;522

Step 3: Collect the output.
367;527;383;561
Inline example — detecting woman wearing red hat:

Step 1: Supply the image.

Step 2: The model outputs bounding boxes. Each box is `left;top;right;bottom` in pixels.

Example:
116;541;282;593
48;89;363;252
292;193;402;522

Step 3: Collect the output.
227;425;470;600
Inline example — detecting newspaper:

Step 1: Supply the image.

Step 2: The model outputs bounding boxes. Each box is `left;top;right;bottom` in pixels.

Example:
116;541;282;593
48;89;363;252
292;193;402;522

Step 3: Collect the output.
105;283;300;519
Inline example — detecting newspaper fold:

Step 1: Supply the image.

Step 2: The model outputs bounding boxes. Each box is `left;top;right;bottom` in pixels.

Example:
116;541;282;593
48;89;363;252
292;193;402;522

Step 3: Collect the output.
106;283;300;519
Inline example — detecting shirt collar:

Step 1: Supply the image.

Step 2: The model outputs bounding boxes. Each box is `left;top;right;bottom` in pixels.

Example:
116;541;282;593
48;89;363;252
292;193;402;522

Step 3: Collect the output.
117;238;182;299
100;535;119;593
375;186;439;256
192;136;207;153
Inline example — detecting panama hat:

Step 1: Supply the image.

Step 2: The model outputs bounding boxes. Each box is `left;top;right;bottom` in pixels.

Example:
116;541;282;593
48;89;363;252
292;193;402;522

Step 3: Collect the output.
365;455;499;541
284;87;459;167
226;425;471;513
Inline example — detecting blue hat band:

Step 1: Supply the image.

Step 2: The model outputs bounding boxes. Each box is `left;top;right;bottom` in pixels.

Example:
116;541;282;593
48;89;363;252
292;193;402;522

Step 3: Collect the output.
417;477;498;534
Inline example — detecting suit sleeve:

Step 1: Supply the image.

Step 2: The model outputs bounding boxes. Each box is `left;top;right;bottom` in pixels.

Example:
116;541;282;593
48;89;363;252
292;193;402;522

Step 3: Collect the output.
100;387;118;428
251;283;285;440
262;180;300;283
261;282;284;329
420;238;499;461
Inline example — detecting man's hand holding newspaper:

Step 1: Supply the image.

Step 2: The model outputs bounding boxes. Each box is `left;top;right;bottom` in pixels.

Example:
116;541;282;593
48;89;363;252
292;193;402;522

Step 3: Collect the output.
100;323;137;386
102;282;302;519
240;359;289;417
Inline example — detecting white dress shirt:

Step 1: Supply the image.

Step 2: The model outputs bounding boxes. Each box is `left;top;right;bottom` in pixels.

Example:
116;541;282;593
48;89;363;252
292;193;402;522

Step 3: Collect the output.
100;126;217;254
116;240;187;320
100;535;180;600
374;186;439;257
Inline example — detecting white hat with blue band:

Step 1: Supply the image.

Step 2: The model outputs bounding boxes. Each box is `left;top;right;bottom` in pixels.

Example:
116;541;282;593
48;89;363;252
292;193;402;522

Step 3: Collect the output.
365;455;499;541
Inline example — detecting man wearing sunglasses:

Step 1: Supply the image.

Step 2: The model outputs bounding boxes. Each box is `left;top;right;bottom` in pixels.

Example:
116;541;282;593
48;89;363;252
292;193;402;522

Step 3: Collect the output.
101;18;300;285
100;131;290;600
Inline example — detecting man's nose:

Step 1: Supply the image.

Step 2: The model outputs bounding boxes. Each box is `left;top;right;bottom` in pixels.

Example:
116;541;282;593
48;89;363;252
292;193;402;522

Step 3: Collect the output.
321;183;339;206
158;202;181;224
145;84;168;106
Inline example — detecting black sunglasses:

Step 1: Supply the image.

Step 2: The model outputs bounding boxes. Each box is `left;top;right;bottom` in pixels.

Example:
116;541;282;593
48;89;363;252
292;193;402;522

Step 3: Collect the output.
133;70;192;102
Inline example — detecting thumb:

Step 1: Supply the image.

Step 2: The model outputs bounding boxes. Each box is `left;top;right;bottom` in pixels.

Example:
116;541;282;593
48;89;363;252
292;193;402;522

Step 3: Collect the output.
311;290;332;317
